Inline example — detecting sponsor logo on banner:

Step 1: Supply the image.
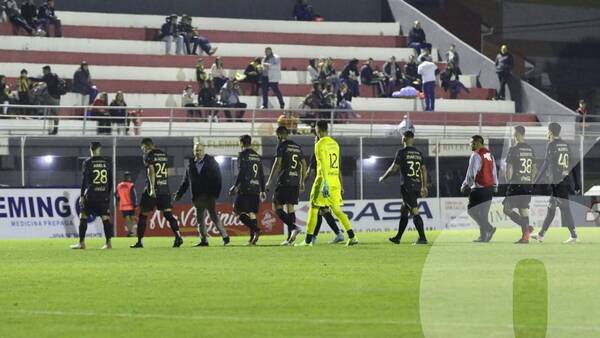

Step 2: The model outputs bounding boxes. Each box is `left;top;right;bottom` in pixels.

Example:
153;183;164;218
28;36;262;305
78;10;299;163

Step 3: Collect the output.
115;202;282;237
0;188;104;239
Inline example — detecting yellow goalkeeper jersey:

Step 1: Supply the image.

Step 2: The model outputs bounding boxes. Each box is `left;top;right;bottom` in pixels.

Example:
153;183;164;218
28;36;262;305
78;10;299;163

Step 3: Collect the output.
315;136;341;189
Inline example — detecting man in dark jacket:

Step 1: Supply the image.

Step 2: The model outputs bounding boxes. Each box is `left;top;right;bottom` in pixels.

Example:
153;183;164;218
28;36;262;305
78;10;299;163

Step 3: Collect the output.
174;143;230;246
495;44;514;100
5;0;34;35
360;58;385;97
72;61;97;105
383;56;403;96
30;65;62;134
408;21;432;55
20;0;37;27
37;0;62;37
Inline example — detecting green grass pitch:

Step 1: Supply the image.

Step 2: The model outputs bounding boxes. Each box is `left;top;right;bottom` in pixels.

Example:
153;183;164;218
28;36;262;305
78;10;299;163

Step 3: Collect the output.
1;228;600;337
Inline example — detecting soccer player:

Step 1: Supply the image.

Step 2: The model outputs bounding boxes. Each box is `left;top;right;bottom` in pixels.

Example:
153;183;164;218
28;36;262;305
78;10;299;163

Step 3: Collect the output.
531;122;581;243
503;126;536;244
461;135;498;242
304;150;345;244
130;138;183;248
378;130;428;245
296;120;358;246
265;126;306;246
70;142;114;250
230;135;266;245
115;171;137;237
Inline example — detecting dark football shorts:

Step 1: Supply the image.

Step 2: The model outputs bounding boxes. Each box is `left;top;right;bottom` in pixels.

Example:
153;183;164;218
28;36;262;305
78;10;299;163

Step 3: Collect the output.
121;210;135;217
234;194;260;214
468;187;494;210
140;192;172;212
273;185;299;205
82;199;110;217
401;185;420;209
503;185;532;209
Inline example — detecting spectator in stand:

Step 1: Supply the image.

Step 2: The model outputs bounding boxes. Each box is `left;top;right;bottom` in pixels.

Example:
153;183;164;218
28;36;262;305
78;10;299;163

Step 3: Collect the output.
319;57;340;91
219;74;247;122
261;47;285;109
37;0;62;37
293;0;316;21
0;75;11;115
336;82;354;121
299;82;324;125
72;61;97;106
160;14;183;55
92;92;110;135
417;58;438;111
20;0;37;27
277;111;299;134
178;15;217;56
495;44;514;100
341;58;360;97
395;114;415;136
5;0;34;35
321;83;336;120
440;64;469;99
182;84;198;121
127;109;142;135
307;58;319;83
110;91;127;134
408;20;431;55
17;69;31;114
404;54;420;90
445;44;461;75
198;80;218;122
418;48;433;63
383;56;403;97
195;58;208;88
30;65;63;135
576;99;588;124
210;56;227;92
360;58;385;97
243;56;262;96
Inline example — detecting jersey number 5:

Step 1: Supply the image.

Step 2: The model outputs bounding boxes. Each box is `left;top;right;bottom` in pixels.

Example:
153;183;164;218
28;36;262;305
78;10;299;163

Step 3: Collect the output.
92;169;108;184
291;154;299;170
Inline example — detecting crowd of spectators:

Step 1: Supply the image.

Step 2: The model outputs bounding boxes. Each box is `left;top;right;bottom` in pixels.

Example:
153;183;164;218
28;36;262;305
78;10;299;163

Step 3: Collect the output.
2;0;61;37
159;14;217;56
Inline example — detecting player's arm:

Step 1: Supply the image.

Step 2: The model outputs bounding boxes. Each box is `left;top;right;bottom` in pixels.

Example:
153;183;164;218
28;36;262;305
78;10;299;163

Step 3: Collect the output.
259;159;267;201
379;163;400;182
107;165;113;194
421;163;428;197
299;158;307;191
130;185;137;206
174;167;190;201
505;150;513;182
304;156;315;185
571;160;582;194
80;160;88;203
265;157;282;191
461;152;481;192
230;155;244;195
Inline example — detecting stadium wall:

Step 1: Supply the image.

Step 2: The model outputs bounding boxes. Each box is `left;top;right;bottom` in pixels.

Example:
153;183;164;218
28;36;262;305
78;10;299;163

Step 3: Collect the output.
387;0;576;121
54;0;394;22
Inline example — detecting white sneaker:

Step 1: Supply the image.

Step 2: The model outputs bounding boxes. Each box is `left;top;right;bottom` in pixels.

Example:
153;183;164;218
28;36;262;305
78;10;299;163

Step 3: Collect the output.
289;228;302;243
294;240;313;247
280;240;291;246
329;233;345;244
346;237;359;246
530;233;544;242
70;242;85;250
563;237;578;244
101;243;112;250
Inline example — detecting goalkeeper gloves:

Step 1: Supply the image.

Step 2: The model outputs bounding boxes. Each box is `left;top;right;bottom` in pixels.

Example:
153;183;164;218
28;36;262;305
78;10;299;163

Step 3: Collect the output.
322;180;330;198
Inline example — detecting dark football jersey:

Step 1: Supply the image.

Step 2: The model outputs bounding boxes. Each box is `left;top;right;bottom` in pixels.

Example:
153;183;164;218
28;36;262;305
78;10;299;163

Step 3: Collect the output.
506;142;535;185
276;140;304;187
393;146;423;189
236;148;265;195
81;156;112;201
545;139;571;185
144;148;170;196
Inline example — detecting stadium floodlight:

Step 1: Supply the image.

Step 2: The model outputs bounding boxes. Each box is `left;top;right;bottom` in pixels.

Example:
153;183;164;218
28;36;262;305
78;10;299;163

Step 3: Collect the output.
42;155;54;165
215;156;225;164
365;156;377;165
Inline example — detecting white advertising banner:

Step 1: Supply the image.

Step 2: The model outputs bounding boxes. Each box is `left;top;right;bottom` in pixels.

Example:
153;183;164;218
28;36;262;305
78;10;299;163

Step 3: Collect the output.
0;188;104;239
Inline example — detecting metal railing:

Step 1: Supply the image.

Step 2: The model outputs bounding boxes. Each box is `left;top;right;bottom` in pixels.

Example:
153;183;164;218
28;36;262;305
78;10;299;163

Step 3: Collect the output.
0;103;592;138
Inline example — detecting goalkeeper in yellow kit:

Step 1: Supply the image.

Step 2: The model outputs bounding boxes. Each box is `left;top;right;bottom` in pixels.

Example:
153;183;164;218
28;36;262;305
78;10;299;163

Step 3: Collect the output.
296;121;358;246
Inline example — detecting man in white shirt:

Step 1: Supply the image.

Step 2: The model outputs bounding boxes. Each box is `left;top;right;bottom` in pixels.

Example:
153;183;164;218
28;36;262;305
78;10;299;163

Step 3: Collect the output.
261;47;285;109
417;59;438;111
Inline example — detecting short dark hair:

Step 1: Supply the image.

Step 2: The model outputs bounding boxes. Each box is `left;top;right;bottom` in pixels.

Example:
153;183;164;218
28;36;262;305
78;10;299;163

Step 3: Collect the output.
514;125;525;136
316;120;328;132
403;130;415;139
240;134;252;147
90;142;102;151
43;65;51;71
276;126;289;136
20;69;28;74
548;122;561;136
471;135;484;145
141;138;153;147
